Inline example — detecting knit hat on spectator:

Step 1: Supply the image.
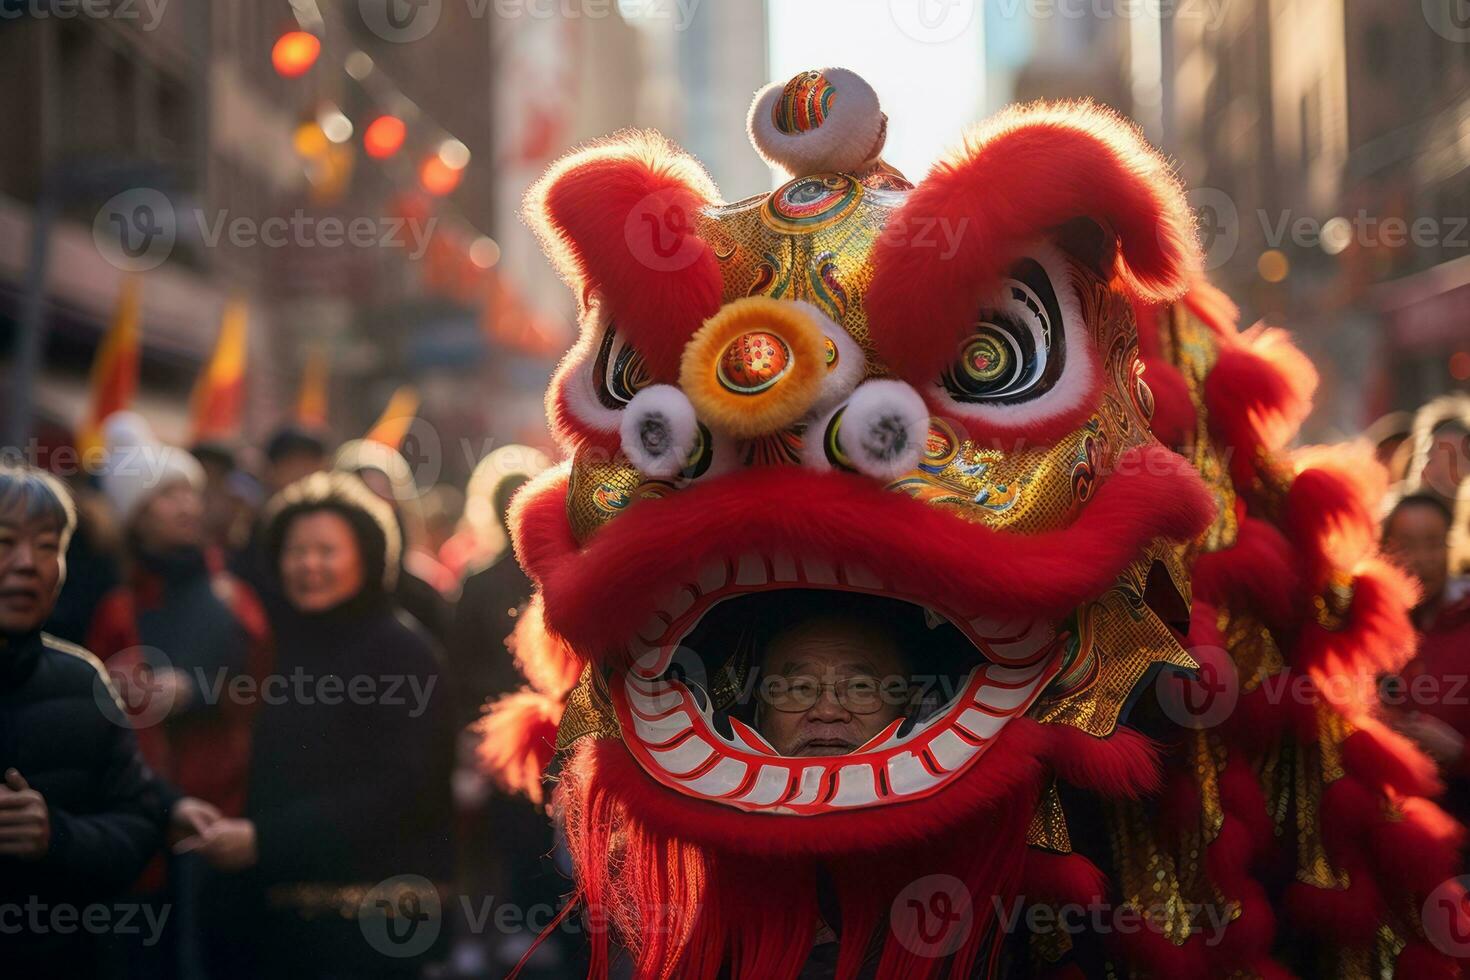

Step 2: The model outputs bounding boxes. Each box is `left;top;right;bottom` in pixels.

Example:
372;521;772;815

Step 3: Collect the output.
99;411;205;523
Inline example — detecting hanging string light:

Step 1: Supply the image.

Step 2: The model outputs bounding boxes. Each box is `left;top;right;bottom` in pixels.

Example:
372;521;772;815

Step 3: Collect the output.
419;154;464;196
364;115;407;159
317;105;354;144
272;30;321;78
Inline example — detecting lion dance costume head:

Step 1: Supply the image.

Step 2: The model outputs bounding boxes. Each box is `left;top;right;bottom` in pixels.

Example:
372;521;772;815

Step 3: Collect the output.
482;68;1466;978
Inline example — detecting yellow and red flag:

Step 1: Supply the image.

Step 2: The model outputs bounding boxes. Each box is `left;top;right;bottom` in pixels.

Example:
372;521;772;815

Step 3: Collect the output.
365;385;419;449
189;297;249;443
295;344;330;429
79;276;143;456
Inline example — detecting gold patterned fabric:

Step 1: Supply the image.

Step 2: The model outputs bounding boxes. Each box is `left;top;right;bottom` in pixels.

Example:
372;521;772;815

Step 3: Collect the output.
564;193;1161;543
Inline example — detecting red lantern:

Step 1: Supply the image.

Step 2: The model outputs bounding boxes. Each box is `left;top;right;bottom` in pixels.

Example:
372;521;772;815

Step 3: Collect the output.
272;31;320;78
364;115;407;159
419;155;463;196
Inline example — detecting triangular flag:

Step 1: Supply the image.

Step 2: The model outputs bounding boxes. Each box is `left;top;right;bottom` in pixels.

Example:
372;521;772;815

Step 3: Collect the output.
79;276;142;456
365;385;419;448
296;345;330;429
189;297;249;443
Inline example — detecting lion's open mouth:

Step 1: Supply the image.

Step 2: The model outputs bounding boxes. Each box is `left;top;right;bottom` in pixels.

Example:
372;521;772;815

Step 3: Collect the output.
609;555;1070;815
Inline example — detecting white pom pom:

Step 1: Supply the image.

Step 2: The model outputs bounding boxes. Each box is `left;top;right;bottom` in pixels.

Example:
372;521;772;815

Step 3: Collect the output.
790;301;864;417
748;68;885;178
621;385;699;479
835;380;929;480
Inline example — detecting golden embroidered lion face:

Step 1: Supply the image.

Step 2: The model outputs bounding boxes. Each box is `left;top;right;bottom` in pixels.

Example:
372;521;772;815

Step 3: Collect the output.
514;72;1209;815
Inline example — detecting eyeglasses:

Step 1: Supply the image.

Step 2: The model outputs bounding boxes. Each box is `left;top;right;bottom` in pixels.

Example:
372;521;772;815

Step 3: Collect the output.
758;674;909;715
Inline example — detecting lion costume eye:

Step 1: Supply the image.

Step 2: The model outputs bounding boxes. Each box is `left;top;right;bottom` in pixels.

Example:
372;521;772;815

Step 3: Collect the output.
941;258;1064;405
593;320;652;409
929;244;1095;431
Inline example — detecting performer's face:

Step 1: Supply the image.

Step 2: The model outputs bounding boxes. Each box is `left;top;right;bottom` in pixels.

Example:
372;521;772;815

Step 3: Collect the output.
280;510;365;613
756;617;910;757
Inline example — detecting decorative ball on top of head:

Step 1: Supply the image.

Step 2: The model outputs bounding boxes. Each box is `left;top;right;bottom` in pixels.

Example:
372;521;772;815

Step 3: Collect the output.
747;68;888;179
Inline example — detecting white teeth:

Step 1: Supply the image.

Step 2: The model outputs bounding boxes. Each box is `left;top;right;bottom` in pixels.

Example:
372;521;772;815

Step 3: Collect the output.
829;764;879;807
647;734;714;775
631;646;666;676
984;663;1049;685
927;728;981;771
680;757;748;796
697;562;727;597
619;580;1071;814
799;557;837;585
975;680;1043;712
987;621;1056;662
737;765;792;806
886;752;945;796
627;683;683;716
632;706;693;745
955;707;1007;740
735;554;767;586
842;565;883;591
786;767;826;807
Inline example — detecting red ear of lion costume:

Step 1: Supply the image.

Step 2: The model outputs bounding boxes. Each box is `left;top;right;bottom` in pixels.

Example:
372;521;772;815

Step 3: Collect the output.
483;68;1462;979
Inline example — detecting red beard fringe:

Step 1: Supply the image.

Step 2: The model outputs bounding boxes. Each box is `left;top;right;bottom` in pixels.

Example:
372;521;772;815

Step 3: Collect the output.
554;737;1041;980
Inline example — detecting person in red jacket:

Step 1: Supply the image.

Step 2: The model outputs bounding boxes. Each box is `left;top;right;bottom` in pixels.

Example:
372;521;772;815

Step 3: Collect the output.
85;413;271;978
88;413;270;818
1382;493;1470;831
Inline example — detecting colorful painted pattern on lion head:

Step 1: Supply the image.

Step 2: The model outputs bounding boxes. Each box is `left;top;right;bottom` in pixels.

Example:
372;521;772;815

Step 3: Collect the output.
509;68;1219;977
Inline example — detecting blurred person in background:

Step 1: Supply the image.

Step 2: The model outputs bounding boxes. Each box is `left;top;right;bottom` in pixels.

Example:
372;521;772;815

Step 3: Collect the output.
447;457;578;977
450;469;537;731
0;462;174;977
195;472;454;979
1364;410;1415;488
1381;492;1470;836
30;419;123;646
44;480;122;647
421;482;467;581
333;439;453;642
1405;395;1470;506
190;442;260;556
85;412;270;978
261;425;330;498
88;413;269;818
228;424;330;616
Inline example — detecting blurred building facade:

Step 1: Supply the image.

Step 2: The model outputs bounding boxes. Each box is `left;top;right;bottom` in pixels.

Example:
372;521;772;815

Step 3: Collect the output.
0;0;555;487
0;1;232;440
994;0;1470;437
490;0;769;405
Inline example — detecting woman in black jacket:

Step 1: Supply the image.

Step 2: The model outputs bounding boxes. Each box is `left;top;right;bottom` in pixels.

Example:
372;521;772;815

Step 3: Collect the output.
195;472;455;979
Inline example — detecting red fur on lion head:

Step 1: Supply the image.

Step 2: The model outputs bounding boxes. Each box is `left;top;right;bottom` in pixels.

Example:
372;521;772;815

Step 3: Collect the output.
525;130;724;380
866;101;1200;390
